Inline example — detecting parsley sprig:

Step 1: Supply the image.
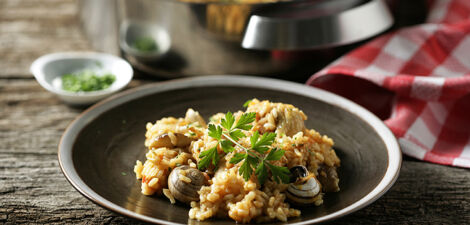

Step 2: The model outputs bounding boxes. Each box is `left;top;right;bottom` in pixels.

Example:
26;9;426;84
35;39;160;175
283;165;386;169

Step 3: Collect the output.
198;111;290;185
198;112;254;170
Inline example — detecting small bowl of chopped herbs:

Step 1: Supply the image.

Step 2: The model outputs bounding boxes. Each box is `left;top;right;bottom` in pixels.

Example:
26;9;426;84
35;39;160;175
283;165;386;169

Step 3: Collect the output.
30;52;133;105
119;20;171;62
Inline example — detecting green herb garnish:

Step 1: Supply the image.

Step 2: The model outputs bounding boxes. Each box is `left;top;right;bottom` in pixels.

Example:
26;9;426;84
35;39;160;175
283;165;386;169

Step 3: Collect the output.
243;99;252;108
198;111;290;185
61;70;115;92
132;36;158;52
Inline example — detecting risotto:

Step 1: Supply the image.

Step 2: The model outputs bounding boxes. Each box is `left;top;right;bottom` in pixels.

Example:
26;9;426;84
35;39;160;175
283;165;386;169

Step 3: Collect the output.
134;99;340;223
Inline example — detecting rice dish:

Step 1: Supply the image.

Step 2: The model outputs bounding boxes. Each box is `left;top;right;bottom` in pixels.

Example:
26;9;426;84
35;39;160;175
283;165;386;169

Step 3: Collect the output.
134;99;340;223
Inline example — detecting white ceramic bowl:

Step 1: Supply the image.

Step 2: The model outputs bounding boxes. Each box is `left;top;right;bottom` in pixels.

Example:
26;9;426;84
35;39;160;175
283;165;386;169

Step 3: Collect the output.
31;52;133;105
119;20;171;62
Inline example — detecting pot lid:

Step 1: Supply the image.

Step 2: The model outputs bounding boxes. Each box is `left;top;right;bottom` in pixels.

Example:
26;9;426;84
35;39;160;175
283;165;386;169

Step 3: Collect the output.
242;0;393;50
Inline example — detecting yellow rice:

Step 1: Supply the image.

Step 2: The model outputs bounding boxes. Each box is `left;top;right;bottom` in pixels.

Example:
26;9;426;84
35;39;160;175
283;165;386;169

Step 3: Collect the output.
134;99;340;223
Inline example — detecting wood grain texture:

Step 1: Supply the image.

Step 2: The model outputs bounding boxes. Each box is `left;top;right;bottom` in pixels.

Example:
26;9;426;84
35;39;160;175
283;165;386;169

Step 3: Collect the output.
1;0;469;224
0;0;91;78
0;79;149;225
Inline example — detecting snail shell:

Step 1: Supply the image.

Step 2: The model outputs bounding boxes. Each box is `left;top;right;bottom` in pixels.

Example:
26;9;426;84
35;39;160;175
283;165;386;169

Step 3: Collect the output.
286;166;322;205
168;165;206;204
289;165;309;183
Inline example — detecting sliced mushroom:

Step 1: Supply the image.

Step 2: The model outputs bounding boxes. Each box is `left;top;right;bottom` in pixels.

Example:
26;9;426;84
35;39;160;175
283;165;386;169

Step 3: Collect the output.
275;107;306;137
318;166;340;192
168;165;206;204
148;133;192;149
286;166;322;205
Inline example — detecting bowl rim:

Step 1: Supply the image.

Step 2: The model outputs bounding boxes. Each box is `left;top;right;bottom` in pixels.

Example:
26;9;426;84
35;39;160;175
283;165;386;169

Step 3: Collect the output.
30;51;134;97
58;75;401;225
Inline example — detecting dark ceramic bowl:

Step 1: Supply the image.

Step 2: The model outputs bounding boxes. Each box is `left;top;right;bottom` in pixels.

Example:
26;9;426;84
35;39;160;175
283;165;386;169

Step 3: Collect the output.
58;75;401;225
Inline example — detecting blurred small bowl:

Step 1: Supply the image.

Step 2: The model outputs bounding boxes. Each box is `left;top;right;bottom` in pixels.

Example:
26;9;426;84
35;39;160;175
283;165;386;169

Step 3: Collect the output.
30;52;133;105
119;20;171;62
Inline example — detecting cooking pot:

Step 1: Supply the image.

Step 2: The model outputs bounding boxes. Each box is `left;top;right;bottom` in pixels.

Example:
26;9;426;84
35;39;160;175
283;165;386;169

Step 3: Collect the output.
79;0;392;78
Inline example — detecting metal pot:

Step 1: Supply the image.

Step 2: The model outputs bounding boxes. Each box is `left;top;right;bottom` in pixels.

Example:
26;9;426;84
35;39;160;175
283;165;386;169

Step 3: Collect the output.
79;0;392;78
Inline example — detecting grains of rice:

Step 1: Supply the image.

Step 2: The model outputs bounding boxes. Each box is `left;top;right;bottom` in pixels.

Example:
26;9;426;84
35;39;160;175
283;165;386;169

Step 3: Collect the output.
134;160;143;179
148;178;159;188
179;171;192;183
168;132;177;146
163;188;176;204
276;207;286;222
188;159;197;168
134;99;340;223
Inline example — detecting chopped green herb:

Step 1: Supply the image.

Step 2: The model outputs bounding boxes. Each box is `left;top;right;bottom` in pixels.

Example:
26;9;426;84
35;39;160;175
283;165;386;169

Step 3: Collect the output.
221;111;235;130
132;36;158;52
208;124;223;140
229;130;245;141
121;172;127;176
61;70;115;92
255;161;267;185
229;153;246;164
220;140;234;153
239;155;258;181
198;146;218;170
265;147;285;161
95;61;103;68
266;162;290;184
234;112;256;130
250;131;276;154
243;99;252;108
188;132;196;136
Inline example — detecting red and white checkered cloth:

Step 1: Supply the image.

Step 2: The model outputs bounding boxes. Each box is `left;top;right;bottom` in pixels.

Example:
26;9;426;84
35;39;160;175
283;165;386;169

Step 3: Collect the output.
307;0;470;168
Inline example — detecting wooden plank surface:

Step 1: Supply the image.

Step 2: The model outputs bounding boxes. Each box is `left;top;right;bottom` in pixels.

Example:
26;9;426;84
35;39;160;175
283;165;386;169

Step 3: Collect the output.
0;0;91;78
1;0;469;224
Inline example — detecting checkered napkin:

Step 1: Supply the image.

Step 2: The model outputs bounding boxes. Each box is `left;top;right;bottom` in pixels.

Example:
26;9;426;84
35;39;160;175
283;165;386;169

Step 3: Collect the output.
306;0;470;168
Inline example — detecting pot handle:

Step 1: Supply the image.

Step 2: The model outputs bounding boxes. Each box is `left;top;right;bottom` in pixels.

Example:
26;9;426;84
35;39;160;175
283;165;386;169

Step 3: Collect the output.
241;0;393;50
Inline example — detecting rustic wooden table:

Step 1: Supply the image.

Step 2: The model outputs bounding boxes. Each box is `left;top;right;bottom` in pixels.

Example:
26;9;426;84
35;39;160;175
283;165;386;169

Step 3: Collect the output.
1;0;469;224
